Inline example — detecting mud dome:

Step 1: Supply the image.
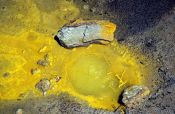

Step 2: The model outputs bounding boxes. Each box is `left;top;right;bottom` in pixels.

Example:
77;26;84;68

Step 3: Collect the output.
60;41;148;110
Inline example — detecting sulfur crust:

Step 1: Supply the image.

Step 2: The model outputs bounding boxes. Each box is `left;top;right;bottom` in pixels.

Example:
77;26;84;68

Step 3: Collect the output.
0;30;145;110
0;0;150;111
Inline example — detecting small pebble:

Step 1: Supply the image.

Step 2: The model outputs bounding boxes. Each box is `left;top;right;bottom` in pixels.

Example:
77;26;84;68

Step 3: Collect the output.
37;60;49;66
35;79;51;95
90;7;96;13
16;109;23;114
3;72;10;77
44;54;49;61
55;76;61;82
83;5;89;10
31;68;40;75
37;54;50;66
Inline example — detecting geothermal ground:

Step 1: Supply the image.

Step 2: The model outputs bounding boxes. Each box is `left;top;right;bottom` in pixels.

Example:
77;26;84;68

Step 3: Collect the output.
0;0;175;114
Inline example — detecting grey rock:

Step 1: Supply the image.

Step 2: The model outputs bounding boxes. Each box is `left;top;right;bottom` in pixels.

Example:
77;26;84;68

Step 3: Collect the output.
35;78;51;95
56;21;115;48
37;54;50;67
37;60;49;66
122;85;150;108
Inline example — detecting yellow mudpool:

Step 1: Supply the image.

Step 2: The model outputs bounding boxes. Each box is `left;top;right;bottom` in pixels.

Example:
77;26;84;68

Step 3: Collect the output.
0;0;151;111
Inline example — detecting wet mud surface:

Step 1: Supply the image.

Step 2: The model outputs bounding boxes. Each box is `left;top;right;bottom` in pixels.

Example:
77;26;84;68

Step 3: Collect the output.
0;0;175;114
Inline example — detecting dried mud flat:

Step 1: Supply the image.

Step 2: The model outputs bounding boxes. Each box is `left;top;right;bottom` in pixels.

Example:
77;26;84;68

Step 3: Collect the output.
1;0;175;114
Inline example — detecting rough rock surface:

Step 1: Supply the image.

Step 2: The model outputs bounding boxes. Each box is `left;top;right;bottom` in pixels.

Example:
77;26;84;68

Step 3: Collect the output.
56;20;116;48
35;79;51;95
122;85;150;108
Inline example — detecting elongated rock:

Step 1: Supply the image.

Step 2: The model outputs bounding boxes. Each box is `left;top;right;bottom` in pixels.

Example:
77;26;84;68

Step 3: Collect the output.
56;20;116;48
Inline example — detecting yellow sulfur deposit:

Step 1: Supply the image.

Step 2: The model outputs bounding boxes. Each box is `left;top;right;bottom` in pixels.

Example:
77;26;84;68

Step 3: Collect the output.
0;0;150;111
0;30;146;110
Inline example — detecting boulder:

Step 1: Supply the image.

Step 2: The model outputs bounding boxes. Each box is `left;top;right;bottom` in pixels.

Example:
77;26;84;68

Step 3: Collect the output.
56;20;116;48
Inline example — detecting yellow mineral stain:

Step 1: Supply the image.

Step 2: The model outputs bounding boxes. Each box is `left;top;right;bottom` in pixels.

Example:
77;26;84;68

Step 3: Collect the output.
0;30;147;110
0;0;151;111
100;21;117;41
